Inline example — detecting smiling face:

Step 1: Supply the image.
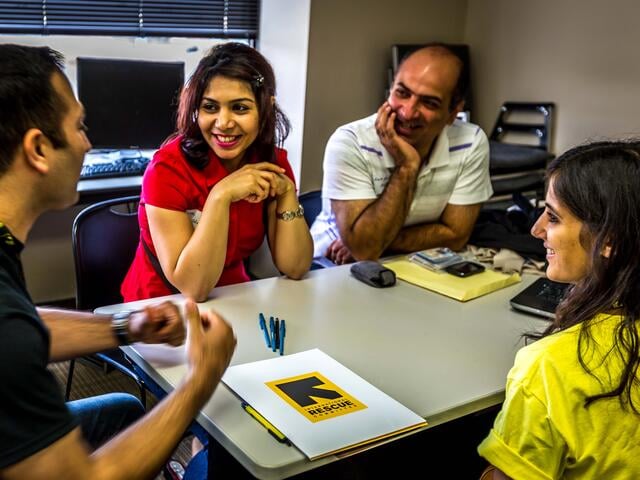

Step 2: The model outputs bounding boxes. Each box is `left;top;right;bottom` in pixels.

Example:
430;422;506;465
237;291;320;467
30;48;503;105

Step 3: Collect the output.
197;75;259;169
531;177;591;283
387;49;462;157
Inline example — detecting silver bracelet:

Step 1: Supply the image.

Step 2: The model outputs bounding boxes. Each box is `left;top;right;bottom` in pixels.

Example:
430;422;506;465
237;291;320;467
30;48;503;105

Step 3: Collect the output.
276;204;305;221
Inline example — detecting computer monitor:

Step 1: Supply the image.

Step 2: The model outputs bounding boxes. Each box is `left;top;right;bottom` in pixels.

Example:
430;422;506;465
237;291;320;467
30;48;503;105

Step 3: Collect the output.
77;58;185;150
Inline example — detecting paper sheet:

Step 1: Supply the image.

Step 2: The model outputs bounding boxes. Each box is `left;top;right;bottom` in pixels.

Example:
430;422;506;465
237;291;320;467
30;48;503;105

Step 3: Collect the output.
384;259;521;301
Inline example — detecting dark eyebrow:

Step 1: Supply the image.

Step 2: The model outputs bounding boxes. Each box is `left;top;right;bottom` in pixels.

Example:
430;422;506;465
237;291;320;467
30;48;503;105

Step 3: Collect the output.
201;96;255;104
420;95;442;105
396;82;442;105
396;82;413;95
546;202;562;218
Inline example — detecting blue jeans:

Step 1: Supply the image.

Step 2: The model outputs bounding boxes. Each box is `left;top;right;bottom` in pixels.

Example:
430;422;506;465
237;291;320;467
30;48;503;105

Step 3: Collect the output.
183;448;207;480
67;392;145;450
68;392;211;478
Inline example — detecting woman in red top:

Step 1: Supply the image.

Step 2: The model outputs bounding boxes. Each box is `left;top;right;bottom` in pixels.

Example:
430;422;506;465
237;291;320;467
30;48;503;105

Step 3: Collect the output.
122;43;313;302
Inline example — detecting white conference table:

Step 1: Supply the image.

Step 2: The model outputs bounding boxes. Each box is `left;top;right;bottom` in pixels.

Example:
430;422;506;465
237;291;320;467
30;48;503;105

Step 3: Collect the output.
95;264;547;479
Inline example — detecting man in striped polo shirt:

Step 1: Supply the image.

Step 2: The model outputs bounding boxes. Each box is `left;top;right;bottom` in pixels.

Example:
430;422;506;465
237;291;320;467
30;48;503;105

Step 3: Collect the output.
311;43;492;264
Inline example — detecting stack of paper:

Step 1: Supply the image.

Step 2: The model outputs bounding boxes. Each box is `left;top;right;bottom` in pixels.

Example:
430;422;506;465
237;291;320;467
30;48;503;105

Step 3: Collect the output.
222;349;427;460
384;259;521;301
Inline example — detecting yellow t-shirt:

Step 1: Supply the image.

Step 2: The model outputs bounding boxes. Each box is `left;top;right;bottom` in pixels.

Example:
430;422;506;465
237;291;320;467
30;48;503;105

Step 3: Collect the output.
478;313;640;479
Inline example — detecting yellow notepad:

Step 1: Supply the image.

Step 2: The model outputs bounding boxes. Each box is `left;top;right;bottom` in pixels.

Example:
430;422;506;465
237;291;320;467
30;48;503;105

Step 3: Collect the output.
384;259;521;301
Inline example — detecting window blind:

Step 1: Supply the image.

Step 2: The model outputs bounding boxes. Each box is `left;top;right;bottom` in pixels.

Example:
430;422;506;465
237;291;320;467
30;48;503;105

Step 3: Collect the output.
0;0;259;38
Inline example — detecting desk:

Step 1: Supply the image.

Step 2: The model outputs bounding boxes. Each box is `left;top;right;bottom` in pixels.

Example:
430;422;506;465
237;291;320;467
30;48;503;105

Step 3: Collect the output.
77;175;142;204
76;149;153;204
96;265;547;479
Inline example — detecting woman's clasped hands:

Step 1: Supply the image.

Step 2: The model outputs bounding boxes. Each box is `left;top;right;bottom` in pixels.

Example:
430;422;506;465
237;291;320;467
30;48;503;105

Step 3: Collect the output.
212;161;294;204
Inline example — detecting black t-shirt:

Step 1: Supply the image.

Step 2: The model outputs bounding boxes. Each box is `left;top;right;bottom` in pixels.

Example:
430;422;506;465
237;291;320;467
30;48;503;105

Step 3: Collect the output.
0;224;77;469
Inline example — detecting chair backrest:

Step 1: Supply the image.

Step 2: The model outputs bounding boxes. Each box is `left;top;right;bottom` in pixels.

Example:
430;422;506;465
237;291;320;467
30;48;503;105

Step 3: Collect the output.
487;102;555;202
72;196;140;310
245;190;324;279
490;102;555;151
299;190;322;227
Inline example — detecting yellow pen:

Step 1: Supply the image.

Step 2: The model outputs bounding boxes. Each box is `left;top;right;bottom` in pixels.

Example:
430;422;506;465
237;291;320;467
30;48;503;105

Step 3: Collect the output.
241;402;290;445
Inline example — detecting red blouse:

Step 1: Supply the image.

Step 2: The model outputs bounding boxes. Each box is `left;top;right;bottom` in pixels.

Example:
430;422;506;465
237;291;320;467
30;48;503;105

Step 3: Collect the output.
121;136;295;301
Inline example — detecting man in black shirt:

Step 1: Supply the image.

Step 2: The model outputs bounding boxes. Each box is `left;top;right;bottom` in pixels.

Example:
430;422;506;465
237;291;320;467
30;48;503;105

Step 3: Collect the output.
0;44;237;479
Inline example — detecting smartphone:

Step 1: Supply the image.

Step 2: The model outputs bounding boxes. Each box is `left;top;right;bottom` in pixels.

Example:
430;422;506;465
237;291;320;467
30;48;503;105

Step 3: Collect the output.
410;248;463;271
445;261;485;278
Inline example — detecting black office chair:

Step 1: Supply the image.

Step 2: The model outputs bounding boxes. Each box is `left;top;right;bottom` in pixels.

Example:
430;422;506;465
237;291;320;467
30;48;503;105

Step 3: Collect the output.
65;196;147;404
488;102;555;205
299;189;322;227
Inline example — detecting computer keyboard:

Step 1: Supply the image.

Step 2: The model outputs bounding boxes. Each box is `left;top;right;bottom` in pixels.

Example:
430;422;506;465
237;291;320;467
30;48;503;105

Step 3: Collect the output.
536;279;568;304
80;156;150;180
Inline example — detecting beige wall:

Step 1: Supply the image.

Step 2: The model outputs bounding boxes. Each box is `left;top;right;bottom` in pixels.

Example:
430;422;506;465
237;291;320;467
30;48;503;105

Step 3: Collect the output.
300;0;469;192
465;0;640;155
259;0;311;185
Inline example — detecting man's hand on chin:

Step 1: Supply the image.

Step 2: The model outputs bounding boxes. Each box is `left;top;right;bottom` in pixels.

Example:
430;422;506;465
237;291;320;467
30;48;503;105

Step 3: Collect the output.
375;102;420;170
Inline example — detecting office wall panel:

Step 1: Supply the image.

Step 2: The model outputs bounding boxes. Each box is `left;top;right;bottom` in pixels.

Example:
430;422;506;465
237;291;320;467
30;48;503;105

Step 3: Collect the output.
465;0;640;155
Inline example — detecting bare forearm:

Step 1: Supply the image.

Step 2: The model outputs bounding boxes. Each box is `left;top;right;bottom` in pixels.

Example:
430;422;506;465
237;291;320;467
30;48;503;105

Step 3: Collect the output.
91;303;233;480
91;375;213;480
271;192;313;278
389;203;481;254
387;222;468;253
272;228;313;278
172;195;230;301
343;165;418;259
39;308;117;362
3;304;230;480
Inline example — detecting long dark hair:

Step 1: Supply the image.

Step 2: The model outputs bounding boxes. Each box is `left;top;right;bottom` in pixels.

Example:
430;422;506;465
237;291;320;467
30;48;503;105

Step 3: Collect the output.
173;42;290;169
535;140;640;412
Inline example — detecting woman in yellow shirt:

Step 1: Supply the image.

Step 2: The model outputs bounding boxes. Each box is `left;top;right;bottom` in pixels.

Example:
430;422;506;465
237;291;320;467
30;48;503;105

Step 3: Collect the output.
478;141;640;479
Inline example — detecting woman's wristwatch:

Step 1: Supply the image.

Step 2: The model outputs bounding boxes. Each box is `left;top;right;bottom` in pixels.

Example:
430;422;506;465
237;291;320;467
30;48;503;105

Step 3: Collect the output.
276;204;305;221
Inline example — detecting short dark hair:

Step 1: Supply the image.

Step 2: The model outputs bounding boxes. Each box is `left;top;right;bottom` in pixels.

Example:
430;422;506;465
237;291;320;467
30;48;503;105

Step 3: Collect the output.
174;42;290;169
397;42;469;112
0;44;68;175
538;140;640;412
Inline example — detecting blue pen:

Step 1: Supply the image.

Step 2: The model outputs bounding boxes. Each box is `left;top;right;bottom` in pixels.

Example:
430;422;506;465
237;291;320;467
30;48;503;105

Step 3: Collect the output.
269;316;276;352
279;319;286;355
259;313;271;348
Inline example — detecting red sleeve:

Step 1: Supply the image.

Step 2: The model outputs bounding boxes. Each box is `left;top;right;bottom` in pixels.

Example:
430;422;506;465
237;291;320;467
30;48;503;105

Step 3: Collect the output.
274;148;297;191
141;145;191;212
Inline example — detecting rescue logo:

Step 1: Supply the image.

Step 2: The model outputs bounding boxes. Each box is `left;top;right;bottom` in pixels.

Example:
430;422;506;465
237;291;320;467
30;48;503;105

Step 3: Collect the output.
266;372;366;423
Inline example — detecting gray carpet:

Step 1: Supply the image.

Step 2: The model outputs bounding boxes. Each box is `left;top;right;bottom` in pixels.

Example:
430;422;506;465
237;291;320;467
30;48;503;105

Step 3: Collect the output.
48;359;192;478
